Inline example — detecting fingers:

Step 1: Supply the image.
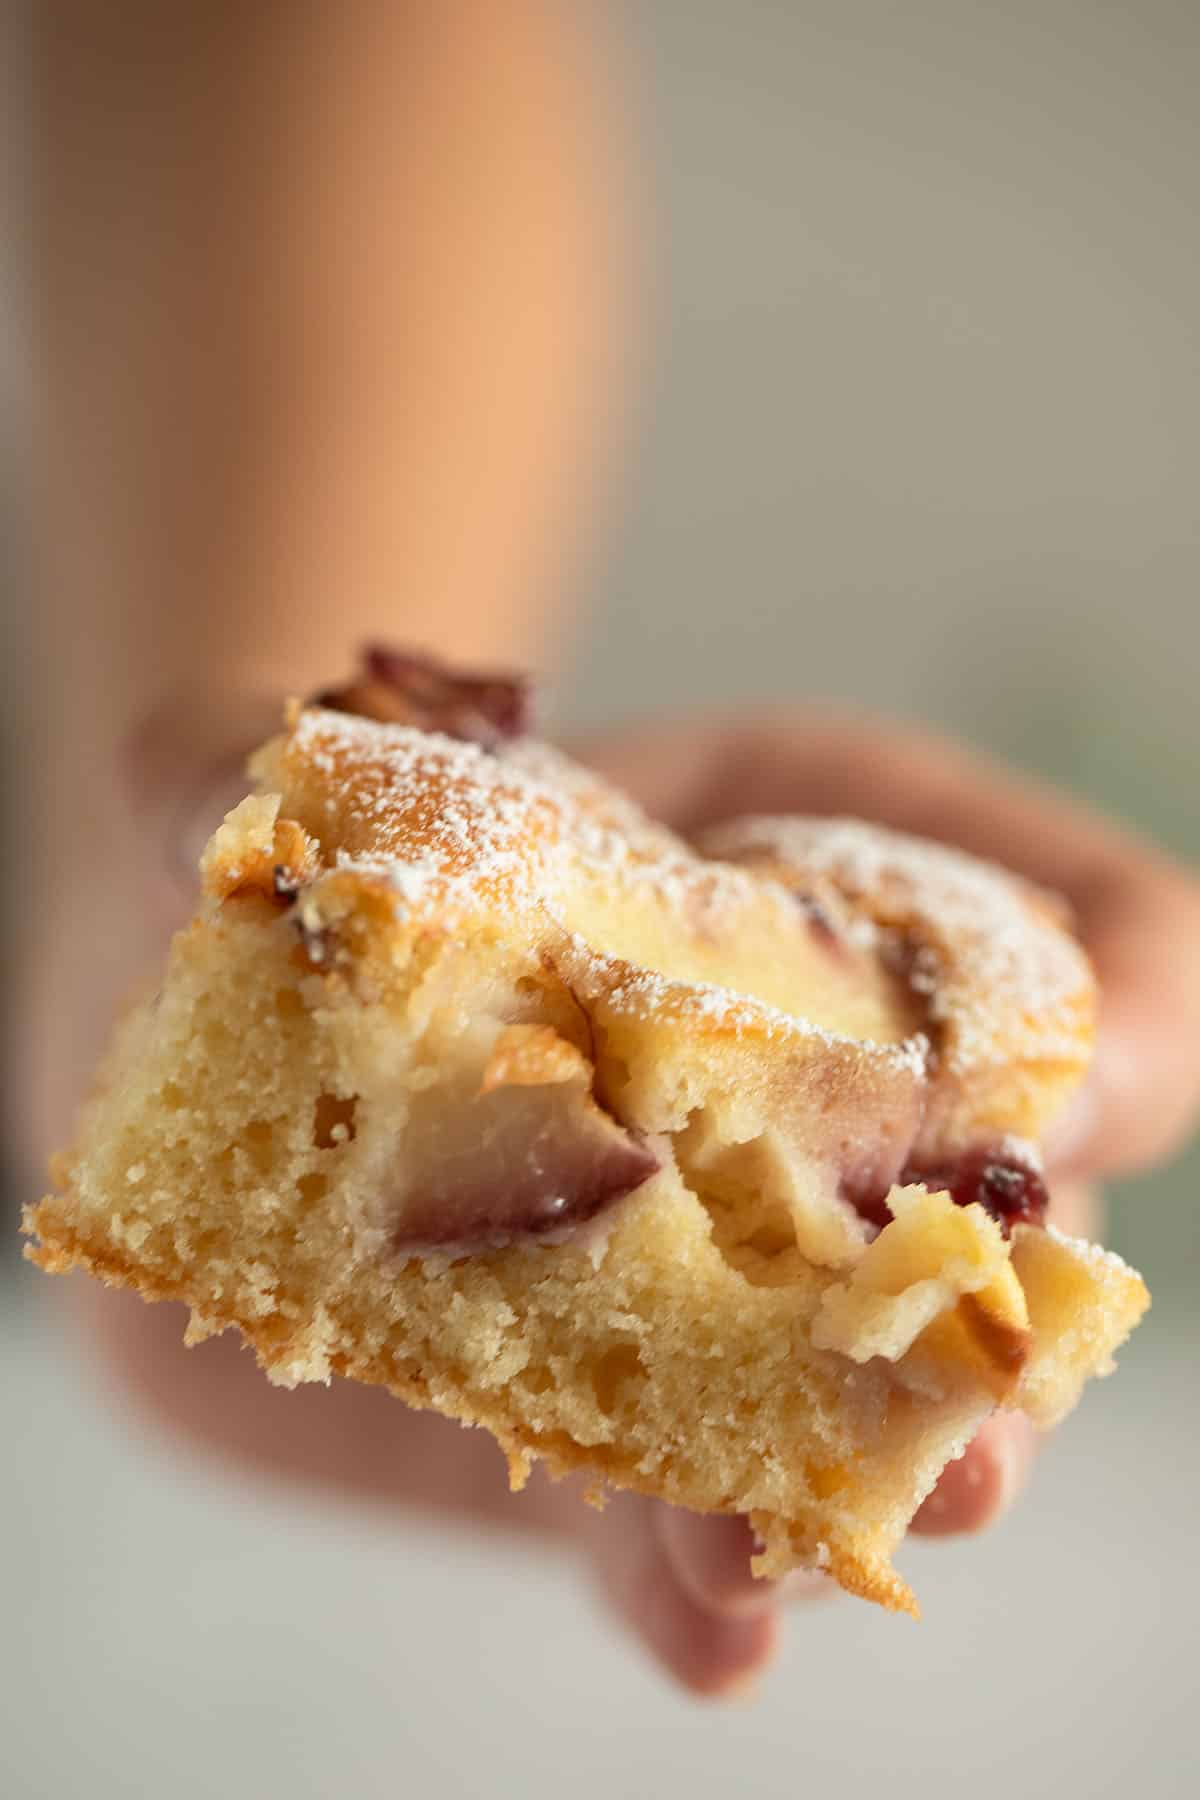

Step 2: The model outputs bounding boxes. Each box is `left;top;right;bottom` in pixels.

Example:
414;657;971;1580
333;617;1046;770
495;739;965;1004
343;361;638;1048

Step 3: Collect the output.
120;693;285;901
567;715;1192;1645
578;711;1200;1182
911;1413;1036;1536
912;1175;1094;1536
581;1496;782;1697
655;1506;829;1619
1057;869;1200;1176
767;720;1200;1180
655;1509;775;1618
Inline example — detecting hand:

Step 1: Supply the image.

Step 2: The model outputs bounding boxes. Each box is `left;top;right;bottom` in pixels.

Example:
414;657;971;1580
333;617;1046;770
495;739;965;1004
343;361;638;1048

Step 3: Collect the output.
30;705;1200;1706
571;707;1200;1696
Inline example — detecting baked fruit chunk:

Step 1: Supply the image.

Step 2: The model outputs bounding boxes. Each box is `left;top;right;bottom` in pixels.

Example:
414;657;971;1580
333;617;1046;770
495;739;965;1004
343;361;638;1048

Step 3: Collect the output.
23;652;1148;1614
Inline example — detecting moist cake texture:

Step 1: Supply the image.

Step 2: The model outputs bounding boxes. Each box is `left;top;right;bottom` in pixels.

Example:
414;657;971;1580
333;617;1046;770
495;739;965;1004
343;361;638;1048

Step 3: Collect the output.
23;654;1149;1613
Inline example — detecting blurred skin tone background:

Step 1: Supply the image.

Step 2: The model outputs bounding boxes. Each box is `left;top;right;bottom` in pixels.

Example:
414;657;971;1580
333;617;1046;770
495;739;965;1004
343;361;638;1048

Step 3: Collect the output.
5;2;1200;1796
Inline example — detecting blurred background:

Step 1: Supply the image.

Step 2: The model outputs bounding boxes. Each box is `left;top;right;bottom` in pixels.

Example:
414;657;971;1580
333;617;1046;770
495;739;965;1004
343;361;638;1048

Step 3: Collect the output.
5;4;1198;1796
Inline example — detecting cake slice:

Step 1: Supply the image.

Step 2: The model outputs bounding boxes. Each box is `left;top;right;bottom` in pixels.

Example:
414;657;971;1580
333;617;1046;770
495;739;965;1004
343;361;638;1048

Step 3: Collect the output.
23;651;1148;1614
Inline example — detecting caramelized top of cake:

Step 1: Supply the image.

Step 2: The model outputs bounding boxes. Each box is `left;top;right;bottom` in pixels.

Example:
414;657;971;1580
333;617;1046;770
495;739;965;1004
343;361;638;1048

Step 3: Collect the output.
251;683;1090;1086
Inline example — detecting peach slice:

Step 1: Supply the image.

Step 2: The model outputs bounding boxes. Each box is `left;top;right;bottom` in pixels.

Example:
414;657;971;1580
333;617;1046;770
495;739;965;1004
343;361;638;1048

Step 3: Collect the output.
390;1024;658;1251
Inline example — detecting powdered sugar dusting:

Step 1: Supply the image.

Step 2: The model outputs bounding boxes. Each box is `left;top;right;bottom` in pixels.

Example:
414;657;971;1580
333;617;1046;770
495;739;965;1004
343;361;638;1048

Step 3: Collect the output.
283;708;860;967
552;929;929;1073
288;709;809;930
262;710;928;1068
593;956;929;1075
268;712;1086;1094
1043;1221;1139;1278
703;816;1092;1075
287;708;565;914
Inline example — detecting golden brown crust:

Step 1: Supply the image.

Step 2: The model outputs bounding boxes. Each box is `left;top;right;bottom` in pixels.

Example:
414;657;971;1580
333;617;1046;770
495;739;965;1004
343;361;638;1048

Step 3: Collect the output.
23;1197;925;1612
